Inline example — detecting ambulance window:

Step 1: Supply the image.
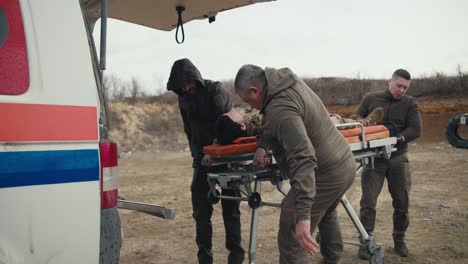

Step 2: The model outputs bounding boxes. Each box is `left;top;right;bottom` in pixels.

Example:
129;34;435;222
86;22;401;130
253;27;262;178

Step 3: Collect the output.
0;1;29;95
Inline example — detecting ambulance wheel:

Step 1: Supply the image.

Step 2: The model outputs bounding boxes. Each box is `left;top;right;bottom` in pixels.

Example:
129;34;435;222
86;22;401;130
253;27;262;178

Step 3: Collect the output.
248;192;262;209
445;114;468;149
208;190;220;204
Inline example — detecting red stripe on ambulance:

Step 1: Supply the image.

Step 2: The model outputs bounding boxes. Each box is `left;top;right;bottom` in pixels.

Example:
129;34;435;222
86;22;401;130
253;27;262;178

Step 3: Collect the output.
0;103;98;142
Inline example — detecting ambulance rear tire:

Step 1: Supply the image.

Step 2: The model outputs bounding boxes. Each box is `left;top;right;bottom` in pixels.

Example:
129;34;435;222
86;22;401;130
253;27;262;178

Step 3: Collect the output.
445;114;468;149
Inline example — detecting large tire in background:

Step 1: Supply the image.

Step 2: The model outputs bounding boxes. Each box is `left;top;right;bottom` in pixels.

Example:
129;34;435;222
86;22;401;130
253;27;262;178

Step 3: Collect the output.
445;114;468;149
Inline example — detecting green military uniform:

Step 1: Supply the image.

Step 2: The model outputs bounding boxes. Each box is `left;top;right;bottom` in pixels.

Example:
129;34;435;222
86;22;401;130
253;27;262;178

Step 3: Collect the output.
257;67;356;264
243;107;263;136
357;89;421;244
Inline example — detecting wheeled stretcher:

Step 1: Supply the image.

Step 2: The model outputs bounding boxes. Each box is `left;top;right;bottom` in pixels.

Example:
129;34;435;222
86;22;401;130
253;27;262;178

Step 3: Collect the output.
203;123;396;264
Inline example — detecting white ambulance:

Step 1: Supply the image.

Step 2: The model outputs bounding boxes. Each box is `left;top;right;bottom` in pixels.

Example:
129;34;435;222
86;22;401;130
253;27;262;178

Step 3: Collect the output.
0;0;271;263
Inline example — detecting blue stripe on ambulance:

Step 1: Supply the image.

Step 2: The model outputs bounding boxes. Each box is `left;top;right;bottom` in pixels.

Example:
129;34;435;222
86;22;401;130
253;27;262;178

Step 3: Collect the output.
0;149;99;188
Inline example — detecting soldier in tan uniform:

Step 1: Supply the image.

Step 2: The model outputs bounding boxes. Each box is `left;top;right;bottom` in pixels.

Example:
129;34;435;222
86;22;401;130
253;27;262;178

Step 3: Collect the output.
233;64;357;264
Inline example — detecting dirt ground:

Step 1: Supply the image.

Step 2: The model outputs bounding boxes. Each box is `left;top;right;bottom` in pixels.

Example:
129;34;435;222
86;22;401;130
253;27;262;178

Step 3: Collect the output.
117;113;468;264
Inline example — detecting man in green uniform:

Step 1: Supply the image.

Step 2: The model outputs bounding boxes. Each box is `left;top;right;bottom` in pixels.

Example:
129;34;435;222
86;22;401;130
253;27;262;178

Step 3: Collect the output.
356;69;421;259
234;64;356;264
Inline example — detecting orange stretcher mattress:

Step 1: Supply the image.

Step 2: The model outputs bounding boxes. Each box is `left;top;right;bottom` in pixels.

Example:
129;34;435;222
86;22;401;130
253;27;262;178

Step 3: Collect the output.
339;125;390;144
203;137;258;156
203;126;390;156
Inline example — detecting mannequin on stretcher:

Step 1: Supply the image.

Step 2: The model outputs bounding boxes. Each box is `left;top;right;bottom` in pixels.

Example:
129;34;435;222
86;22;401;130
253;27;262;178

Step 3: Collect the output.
202;106;385;166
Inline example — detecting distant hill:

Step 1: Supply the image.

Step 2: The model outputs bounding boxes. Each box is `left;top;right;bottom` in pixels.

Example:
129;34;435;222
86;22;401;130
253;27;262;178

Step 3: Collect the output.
108;74;468;153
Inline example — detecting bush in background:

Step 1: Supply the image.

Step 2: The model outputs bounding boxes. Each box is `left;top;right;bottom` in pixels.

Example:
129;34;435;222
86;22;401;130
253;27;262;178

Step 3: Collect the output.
106;70;468;153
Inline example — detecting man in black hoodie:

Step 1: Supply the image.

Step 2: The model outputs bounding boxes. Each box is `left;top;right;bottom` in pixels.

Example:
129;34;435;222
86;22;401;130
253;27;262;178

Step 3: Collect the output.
167;58;244;264
356;69;421;259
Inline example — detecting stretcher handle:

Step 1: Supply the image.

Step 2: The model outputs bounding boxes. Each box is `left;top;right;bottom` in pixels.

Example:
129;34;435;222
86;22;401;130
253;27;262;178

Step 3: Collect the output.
117;199;175;220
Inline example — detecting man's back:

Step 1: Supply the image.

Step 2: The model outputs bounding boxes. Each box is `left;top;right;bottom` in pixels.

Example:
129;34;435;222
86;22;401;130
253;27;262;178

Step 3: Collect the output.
261;67;352;174
237;66;356;263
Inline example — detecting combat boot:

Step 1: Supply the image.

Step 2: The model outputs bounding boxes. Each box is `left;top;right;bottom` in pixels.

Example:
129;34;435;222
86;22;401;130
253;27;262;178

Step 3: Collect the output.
365;107;384;125
394;241;408;257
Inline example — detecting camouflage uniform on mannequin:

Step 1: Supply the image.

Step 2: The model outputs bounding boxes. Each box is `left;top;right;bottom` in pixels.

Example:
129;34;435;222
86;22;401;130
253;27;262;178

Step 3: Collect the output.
329;111;383;129
213;107;384;145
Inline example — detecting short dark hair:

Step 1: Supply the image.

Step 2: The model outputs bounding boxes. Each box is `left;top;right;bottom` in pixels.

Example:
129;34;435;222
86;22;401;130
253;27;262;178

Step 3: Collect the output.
215;115;247;145
392;69;411;81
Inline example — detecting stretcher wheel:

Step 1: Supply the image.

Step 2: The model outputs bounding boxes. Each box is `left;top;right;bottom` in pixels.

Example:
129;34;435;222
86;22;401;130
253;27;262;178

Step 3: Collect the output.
248;192;262;209
369;246;384;264
208;190;220;204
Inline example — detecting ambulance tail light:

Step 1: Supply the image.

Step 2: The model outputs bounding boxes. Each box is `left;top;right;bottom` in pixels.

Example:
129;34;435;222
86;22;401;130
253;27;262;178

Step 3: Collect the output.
99;142;118;209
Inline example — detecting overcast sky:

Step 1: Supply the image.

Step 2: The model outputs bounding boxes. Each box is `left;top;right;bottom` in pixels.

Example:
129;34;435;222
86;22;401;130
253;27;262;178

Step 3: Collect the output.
93;0;468;94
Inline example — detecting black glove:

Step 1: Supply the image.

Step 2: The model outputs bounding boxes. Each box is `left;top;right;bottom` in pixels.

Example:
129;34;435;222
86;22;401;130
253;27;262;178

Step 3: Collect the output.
382;121;400;137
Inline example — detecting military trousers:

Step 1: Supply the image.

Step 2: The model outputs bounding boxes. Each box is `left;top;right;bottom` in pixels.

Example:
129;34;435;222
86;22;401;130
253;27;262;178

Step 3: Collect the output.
278;154;356;264
359;152;411;242
191;165;245;264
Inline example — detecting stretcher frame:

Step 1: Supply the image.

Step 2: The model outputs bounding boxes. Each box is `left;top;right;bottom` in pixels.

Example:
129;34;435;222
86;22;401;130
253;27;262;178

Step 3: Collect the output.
206;123;395;264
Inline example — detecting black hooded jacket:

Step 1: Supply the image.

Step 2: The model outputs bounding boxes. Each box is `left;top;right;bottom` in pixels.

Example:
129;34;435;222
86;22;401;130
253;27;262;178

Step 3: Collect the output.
167;59;232;167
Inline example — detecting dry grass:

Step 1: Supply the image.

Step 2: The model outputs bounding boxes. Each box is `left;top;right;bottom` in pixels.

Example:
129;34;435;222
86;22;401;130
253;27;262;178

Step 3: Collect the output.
108;102;186;153
108;74;468;153
303;74;468;105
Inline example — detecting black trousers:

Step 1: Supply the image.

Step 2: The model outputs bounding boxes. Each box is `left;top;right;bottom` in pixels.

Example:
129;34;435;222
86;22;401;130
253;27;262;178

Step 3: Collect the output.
359;153;411;242
191;166;245;264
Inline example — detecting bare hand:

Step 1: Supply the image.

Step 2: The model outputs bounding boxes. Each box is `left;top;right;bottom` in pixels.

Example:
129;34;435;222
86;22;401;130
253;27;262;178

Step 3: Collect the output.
253;147;270;168
295;220;319;255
